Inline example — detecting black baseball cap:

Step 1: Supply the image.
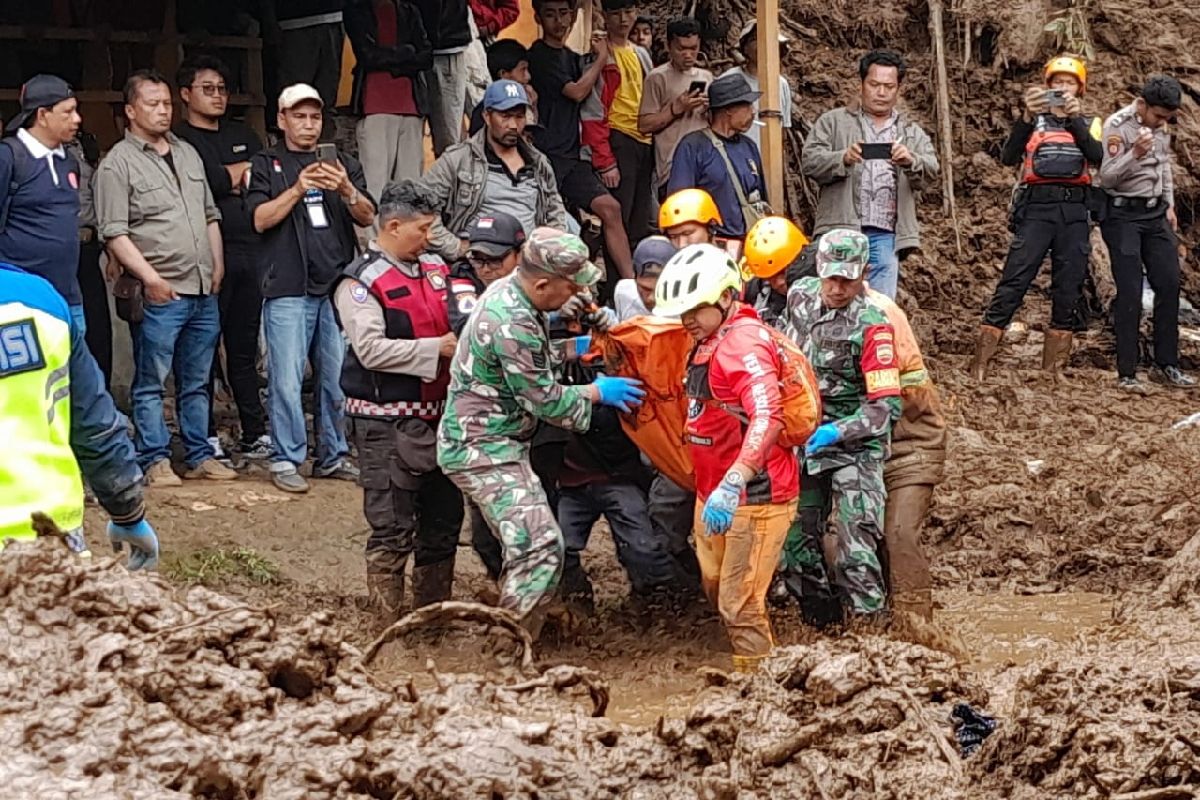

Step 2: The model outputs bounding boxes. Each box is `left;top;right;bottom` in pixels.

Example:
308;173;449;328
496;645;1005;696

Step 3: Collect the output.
6;75;75;134
467;212;526;258
708;72;761;110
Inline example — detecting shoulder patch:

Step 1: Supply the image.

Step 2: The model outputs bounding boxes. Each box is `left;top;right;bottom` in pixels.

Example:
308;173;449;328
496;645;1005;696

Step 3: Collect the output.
349;283;369;304
1107;135;1123;158
456;291;478;314
0;319;46;378
532;350;547;369
427;271;447;291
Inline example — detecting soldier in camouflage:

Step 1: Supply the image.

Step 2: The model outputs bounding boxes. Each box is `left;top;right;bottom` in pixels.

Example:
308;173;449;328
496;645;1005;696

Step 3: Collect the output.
437;228;646;621
782;229;902;622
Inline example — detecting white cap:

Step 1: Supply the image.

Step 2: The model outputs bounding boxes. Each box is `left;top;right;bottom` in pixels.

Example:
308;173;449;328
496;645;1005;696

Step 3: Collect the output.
278;83;323;111
739;21;790;45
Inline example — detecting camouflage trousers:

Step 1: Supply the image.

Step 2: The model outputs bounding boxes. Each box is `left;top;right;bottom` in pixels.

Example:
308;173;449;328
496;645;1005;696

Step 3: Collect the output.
781;460;888;616
446;460;564;618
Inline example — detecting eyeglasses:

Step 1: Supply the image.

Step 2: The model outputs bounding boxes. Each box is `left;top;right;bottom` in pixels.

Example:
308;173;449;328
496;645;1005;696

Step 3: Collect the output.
191;83;229;97
468;251;511;269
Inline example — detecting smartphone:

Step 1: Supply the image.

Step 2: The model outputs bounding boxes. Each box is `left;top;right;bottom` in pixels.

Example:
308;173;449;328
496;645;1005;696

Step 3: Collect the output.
689;80;707;95
1046;89;1066;107
316;143;338;164
860;142;893;160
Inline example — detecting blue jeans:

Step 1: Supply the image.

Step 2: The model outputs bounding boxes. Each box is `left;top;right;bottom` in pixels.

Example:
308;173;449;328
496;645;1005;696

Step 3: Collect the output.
864;227;899;299
263;295;348;472
69;303;87;336
132;295;220;470
559;480;684;605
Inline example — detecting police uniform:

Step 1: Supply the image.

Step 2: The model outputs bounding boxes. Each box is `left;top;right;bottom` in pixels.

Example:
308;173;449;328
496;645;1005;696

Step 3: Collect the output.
437;230;602;619
0;263;149;559
781;233;902;620
1099;102;1183;381
982;110;1103;353
333;244;464;615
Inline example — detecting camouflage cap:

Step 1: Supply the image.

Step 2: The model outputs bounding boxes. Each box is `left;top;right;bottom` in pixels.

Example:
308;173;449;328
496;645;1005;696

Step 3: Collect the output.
521;227;602;286
816;228;871;280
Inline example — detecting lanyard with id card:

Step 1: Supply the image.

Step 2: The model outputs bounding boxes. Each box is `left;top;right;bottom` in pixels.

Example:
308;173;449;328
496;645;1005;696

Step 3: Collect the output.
304;188;330;229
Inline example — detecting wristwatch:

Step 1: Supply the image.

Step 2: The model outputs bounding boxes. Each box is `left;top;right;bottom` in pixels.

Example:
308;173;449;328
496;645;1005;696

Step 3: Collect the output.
346;189;360;206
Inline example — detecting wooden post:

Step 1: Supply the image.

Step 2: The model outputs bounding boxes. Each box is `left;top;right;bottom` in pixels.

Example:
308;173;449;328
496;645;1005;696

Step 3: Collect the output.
757;0;785;216
928;0;962;255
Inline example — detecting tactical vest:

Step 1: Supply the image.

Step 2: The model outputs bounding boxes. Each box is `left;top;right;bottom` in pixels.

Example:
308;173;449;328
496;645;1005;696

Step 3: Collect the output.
0;266;84;545
339;252;452;419
1021;115;1090;185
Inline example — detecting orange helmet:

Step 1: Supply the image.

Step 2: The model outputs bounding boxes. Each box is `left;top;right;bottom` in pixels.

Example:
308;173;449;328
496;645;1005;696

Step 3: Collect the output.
742;216;810;279
1044;55;1087;94
659;188;722;230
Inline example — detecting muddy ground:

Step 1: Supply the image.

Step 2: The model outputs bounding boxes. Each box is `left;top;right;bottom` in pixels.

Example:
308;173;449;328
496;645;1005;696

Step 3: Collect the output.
7;0;1200;796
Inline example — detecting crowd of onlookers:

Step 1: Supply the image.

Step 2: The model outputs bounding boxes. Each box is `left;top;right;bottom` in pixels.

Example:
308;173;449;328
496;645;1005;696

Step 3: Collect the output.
3;0;1191;615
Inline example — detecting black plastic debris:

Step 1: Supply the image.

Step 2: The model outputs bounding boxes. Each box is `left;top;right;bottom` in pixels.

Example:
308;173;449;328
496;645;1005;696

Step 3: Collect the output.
951;702;997;757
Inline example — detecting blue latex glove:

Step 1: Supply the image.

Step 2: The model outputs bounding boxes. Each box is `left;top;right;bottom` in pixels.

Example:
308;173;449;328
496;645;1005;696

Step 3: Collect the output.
701;473;744;536
593;375;646;413
805;423;842;456
108;520;160;571
573;334;592;356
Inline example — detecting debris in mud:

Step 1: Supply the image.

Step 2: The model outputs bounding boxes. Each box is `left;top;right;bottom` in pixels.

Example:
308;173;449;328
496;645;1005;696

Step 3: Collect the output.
3;540;995;799
951;703;997;757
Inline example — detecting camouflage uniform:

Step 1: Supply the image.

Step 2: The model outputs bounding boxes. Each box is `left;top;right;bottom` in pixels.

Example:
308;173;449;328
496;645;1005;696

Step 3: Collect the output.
437;229;601;618
781;231;902;617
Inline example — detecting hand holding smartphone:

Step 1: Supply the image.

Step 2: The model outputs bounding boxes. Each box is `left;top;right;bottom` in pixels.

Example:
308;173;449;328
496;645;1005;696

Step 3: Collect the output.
688;80;707;95
860;142;892;160
317;143;338;164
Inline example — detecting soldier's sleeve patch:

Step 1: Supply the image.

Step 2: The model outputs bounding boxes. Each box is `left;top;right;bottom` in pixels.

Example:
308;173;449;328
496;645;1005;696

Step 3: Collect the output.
861;323;901;400
349;282;369;303
532;350;547;369
1107;135;1123;157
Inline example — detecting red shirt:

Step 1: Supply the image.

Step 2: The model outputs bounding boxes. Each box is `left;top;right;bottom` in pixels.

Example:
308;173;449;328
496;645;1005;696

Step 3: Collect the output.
685;305;798;504
362;0;419;117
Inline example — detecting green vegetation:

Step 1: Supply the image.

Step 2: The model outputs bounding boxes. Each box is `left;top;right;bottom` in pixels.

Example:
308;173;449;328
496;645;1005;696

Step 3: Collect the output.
162;546;283;586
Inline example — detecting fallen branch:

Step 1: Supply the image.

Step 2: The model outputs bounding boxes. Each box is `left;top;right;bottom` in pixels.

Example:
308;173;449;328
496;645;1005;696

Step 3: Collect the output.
145;603;281;640
503;664;610;717
928;0;963;257
760;721;828;767
359;601;534;671
875;660;963;777
1110;787;1197;800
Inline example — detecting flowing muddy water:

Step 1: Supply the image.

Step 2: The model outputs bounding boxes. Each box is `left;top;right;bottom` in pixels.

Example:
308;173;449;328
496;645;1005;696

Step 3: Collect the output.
366;589;1115;727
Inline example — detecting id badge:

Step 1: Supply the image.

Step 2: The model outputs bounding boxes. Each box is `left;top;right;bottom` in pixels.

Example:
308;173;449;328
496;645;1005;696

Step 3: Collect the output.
304;190;330;229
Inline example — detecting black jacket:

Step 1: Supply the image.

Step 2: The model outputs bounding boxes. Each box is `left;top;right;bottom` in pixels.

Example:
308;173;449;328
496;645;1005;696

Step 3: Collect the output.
413;0;470;51
344;0;434;116
244;147;372;299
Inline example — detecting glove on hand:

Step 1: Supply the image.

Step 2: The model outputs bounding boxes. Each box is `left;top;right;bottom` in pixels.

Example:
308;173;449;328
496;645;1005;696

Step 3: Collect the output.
559;293;588;320
108;519;160;571
593;375;646;413
805;423;841;456
584;306;618;332
701;472;744;536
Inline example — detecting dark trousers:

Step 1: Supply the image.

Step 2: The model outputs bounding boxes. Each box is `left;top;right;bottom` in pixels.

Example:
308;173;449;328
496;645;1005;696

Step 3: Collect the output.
609;131;655;260
559;480;682;608
470;441;565;580
648;472;701;592
1100;207;1180;377
353;417;464;573
78;238;113;387
209;249;267;443
984;201;1090;331
276;22;343;141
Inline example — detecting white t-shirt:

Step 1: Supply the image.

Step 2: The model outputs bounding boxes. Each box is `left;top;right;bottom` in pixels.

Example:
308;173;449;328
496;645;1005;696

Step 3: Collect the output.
614;279;651;321
720;67;792;150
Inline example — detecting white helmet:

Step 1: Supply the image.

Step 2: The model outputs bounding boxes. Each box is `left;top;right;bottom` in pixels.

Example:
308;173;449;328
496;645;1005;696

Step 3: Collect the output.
654;244;743;317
